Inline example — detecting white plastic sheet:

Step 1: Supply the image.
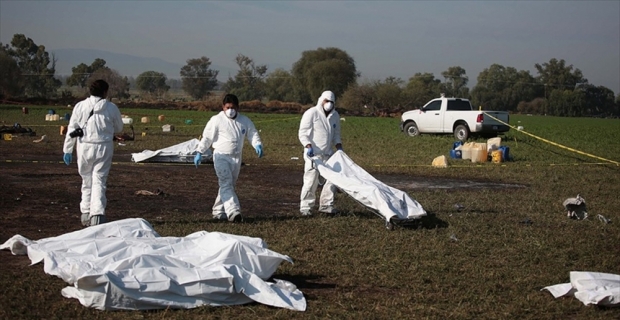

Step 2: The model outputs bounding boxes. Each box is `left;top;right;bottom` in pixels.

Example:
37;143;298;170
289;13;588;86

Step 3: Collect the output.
314;150;426;221
131;139;213;163
0;218;306;311
542;271;620;307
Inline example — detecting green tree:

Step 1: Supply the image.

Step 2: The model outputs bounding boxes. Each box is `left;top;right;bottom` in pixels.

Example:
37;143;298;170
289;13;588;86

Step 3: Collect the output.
373;77;404;111
547;89;586;117
440;66;469;98
264;68;299;102
470;64;540;112
339;82;376;115
0;47;24;99
576;84;616;116
291;47;358;103
66;58;107;90
136;71;169;99
4;34;60;98
535;58;587;99
87;68;130;100
180;56;219;100
401;73;442;108
224;54;267;101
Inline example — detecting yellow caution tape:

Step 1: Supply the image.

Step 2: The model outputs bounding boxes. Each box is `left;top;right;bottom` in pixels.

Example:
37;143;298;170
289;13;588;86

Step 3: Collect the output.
483;112;619;166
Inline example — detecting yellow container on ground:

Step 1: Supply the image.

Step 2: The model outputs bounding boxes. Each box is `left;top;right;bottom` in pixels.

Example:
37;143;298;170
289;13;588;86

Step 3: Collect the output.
492;150;503;163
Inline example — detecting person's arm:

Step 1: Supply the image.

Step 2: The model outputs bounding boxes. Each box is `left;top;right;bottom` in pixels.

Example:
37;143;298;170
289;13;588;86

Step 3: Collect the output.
246;118;262;148
298;110;314;148
63;102;83;154
196;117;217;154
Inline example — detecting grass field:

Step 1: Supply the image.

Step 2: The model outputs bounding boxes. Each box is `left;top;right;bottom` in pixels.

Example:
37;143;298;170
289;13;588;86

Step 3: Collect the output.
1;104;619;319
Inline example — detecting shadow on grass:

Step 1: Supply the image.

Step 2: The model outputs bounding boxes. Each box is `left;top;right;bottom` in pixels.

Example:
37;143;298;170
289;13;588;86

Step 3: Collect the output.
148;214;312;227
345;210;449;230
270;274;336;290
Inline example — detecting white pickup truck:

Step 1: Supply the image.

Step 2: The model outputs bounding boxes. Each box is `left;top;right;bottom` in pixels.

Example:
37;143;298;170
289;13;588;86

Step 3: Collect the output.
399;96;510;141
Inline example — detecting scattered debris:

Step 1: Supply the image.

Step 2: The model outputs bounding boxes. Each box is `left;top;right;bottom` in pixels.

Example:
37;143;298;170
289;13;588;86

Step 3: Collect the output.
290;157;299;160
431;155;448;168
0;123;36;137
453;203;465;212
32;135;47;143
520;218;533;225
135;189;164;196
597;214;612;224
449;234;458;241
114;125;135;141
563;194;588;220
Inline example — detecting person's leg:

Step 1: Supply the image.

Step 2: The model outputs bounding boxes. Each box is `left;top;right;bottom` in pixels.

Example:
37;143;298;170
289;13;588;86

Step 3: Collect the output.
318;154;338;213
214;154;241;220
77;143;93;225
226;156;242;221
88;143;113;225
318;181;338;213
300;155;319;214
211;153;226;218
211;193;226;219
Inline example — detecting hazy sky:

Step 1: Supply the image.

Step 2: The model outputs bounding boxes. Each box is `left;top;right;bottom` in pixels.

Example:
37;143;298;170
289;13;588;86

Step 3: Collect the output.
1;1;619;93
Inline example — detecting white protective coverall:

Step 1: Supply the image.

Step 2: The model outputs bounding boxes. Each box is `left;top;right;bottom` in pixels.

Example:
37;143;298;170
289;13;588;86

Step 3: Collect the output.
298;91;342;213
63;96;123;219
196;111;262;219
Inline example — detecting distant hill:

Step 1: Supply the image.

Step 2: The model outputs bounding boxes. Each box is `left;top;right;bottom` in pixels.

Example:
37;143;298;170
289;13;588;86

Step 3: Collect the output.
50;48;235;81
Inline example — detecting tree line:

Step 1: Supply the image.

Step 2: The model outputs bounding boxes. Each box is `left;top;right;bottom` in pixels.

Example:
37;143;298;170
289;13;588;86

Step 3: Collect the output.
1;33;618;117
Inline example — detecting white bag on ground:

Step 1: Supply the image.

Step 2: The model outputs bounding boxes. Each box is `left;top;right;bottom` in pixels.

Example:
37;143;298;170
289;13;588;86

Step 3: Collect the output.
0;218;306;311
542;271;620;307
314;150;426;221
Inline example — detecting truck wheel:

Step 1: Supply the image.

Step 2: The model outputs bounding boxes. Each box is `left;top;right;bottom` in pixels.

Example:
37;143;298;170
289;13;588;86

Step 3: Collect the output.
404;122;420;137
454;124;470;141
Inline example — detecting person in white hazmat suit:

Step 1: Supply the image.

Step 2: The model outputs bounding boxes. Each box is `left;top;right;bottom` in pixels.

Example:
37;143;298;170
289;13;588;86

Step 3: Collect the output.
62;80;124;227
194;94;264;222
298;90;343;216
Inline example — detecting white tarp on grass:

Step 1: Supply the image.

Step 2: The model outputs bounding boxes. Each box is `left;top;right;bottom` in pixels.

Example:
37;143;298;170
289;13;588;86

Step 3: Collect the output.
314;150;426;221
0;218;306;311
131;139;212;163
542;271;620;307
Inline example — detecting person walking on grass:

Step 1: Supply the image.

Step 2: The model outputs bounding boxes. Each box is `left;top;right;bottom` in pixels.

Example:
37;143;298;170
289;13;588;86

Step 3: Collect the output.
62;79;124;227
298;90;343;216
194;94;264;222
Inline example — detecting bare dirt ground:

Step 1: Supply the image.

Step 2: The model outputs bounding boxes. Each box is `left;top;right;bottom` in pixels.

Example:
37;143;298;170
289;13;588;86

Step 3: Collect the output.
0;148;305;241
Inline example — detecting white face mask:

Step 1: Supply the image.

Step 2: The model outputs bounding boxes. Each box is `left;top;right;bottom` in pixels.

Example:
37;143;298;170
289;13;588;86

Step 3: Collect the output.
225;109;237;118
323;102;334;112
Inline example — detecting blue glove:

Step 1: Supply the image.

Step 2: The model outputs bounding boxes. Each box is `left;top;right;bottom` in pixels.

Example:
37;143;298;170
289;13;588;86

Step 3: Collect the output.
63;153;72;165
305;146;314;157
336;144;343;151
255;144;263;158
194;153;202;167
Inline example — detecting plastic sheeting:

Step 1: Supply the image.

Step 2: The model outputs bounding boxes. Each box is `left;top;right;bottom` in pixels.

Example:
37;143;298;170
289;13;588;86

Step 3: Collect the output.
314;150;426;221
542;271;620;307
0;218;306;311
131;139;213;163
